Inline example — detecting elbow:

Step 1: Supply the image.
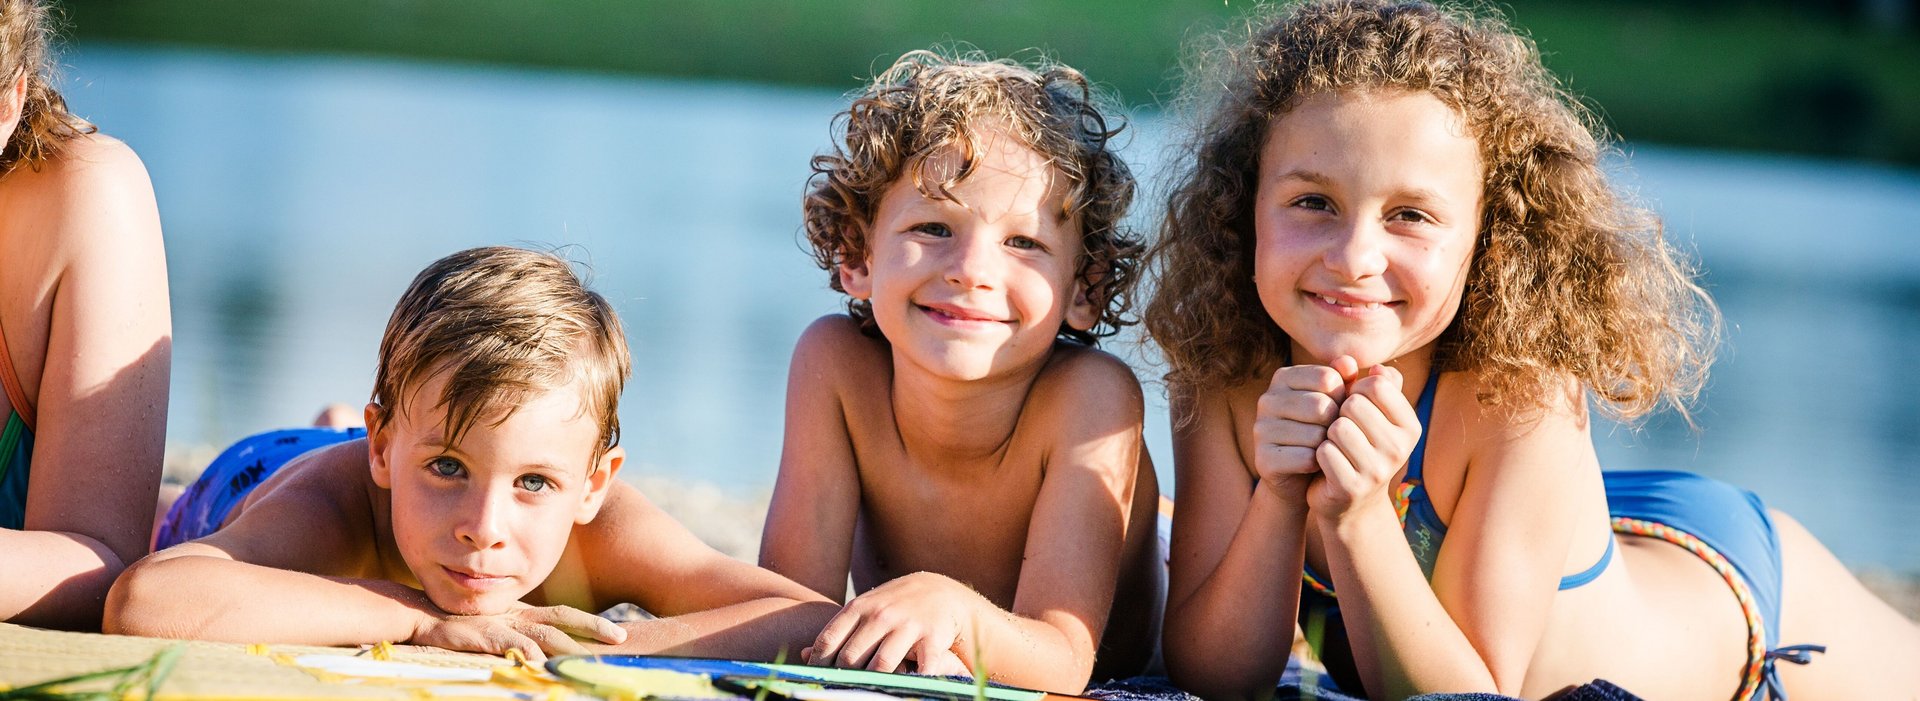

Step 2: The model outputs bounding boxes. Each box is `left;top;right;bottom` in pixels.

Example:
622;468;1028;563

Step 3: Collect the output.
1015;627;1096;696
103;556;192;638
1034;654;1095;696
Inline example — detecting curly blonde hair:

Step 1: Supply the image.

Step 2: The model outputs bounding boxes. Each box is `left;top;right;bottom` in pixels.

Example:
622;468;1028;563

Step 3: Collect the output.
803;49;1143;345
1;0;95;176
1145;0;1719;421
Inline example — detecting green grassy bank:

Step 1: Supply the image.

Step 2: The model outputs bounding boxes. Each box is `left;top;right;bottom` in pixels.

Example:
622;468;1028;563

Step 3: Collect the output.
55;0;1920;165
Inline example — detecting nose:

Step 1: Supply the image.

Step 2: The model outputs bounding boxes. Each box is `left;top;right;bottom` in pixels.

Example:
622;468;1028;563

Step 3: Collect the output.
1322;218;1389;281
944;231;1004;290
453;485;511;551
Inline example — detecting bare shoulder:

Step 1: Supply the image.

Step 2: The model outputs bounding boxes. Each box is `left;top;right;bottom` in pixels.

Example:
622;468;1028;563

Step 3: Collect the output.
1022;344;1147;461
790;314;890;399
792;314;888;371
234;439;377;525
1445;370;1591;457
194;438;382;574
1033;343;1145;413
571;480;656;543
1;135;160;263
5;134;152;201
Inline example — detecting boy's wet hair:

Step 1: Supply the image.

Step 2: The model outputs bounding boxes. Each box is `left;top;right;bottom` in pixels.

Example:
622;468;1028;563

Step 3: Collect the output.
0;0;95;175
370;247;631;459
1146;0;1720;420
803;49;1143;345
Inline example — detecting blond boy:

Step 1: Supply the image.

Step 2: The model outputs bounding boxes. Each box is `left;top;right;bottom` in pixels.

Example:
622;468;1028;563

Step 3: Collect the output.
109;246;834;660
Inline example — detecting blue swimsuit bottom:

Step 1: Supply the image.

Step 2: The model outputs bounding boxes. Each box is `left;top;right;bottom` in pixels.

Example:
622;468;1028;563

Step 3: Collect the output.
154;426;365;551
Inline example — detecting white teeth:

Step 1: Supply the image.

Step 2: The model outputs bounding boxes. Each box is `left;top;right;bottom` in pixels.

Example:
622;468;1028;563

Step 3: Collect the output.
1317;294;1380;310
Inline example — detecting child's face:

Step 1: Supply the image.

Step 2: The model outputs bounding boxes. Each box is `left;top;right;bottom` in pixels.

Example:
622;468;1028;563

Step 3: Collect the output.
1252;90;1483;369
365;370;620;615
841;129;1097;382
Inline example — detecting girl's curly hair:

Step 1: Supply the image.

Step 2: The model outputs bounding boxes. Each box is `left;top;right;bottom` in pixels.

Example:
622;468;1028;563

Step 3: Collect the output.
1145;0;1719;421
1;0;95;176
803;49;1143;346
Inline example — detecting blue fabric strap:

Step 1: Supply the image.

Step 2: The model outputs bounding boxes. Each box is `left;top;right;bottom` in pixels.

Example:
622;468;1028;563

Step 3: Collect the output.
1404;370;1440;483
1557;535;1615;589
1761;644;1825;700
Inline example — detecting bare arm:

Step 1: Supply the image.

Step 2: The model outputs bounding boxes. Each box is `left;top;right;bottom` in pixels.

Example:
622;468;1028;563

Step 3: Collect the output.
106;542;436;645
1315;375;1592;697
583;482;838;661
1162;379;1322;701
758;316;865;603
103;451;432;644
0;138;170;629
961;361;1144;692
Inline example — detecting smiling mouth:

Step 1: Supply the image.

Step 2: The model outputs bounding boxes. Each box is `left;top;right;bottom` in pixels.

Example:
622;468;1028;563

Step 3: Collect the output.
1307;292;1399;312
917;303;1009;325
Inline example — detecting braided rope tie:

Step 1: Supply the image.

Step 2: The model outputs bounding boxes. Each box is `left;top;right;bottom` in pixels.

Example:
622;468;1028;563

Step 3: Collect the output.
1610;517;1767;701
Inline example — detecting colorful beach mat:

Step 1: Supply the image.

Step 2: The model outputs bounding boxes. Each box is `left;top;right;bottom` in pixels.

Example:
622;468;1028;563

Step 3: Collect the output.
548;655;1085;701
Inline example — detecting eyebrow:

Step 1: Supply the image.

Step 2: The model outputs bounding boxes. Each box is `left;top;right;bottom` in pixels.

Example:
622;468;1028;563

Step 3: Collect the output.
1270;169;1333;187
898;192;1073;228
1272;169;1457;208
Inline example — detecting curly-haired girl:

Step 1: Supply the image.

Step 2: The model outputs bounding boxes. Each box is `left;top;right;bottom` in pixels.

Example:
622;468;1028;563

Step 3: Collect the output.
1147;1;1919;698
760;49;1163;692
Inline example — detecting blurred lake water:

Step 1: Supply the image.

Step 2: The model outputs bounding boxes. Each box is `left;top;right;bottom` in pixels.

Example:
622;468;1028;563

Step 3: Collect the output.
58;45;1920;571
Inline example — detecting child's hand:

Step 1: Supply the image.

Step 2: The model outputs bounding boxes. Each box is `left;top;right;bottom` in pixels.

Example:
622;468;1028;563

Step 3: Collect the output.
1253;363;1351;496
804;572;981;674
1310;364;1422;522
409;603;627;661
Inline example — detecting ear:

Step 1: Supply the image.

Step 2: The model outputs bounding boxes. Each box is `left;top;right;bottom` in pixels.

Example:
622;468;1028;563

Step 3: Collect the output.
838;257;873;300
0;71;25;138
1065;267;1102;332
365;402;393;489
576;444;624;525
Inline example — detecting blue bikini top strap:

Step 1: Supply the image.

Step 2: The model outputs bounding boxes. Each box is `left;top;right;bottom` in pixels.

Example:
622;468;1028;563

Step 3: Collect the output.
1405;370;1441;483
1556;535;1614;589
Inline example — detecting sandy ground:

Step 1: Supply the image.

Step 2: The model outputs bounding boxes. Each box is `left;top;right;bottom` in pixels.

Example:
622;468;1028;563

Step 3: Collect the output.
162;447;1920;621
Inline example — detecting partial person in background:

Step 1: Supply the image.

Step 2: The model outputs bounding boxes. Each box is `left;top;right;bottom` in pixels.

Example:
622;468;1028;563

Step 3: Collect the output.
0;0;171;630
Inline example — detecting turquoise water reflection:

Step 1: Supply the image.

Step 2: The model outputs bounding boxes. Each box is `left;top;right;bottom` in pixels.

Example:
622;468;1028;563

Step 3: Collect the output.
59;45;1920;570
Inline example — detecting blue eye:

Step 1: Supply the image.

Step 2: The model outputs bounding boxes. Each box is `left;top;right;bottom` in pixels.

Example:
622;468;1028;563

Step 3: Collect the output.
515;474;552;493
429;457;465;478
1007;236;1042;251
909;222;952;237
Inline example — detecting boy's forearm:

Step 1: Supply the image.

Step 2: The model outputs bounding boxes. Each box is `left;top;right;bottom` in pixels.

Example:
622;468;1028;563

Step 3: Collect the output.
960;605;1098;695
105;554;431;646
597;598;837;661
0;528;125;630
